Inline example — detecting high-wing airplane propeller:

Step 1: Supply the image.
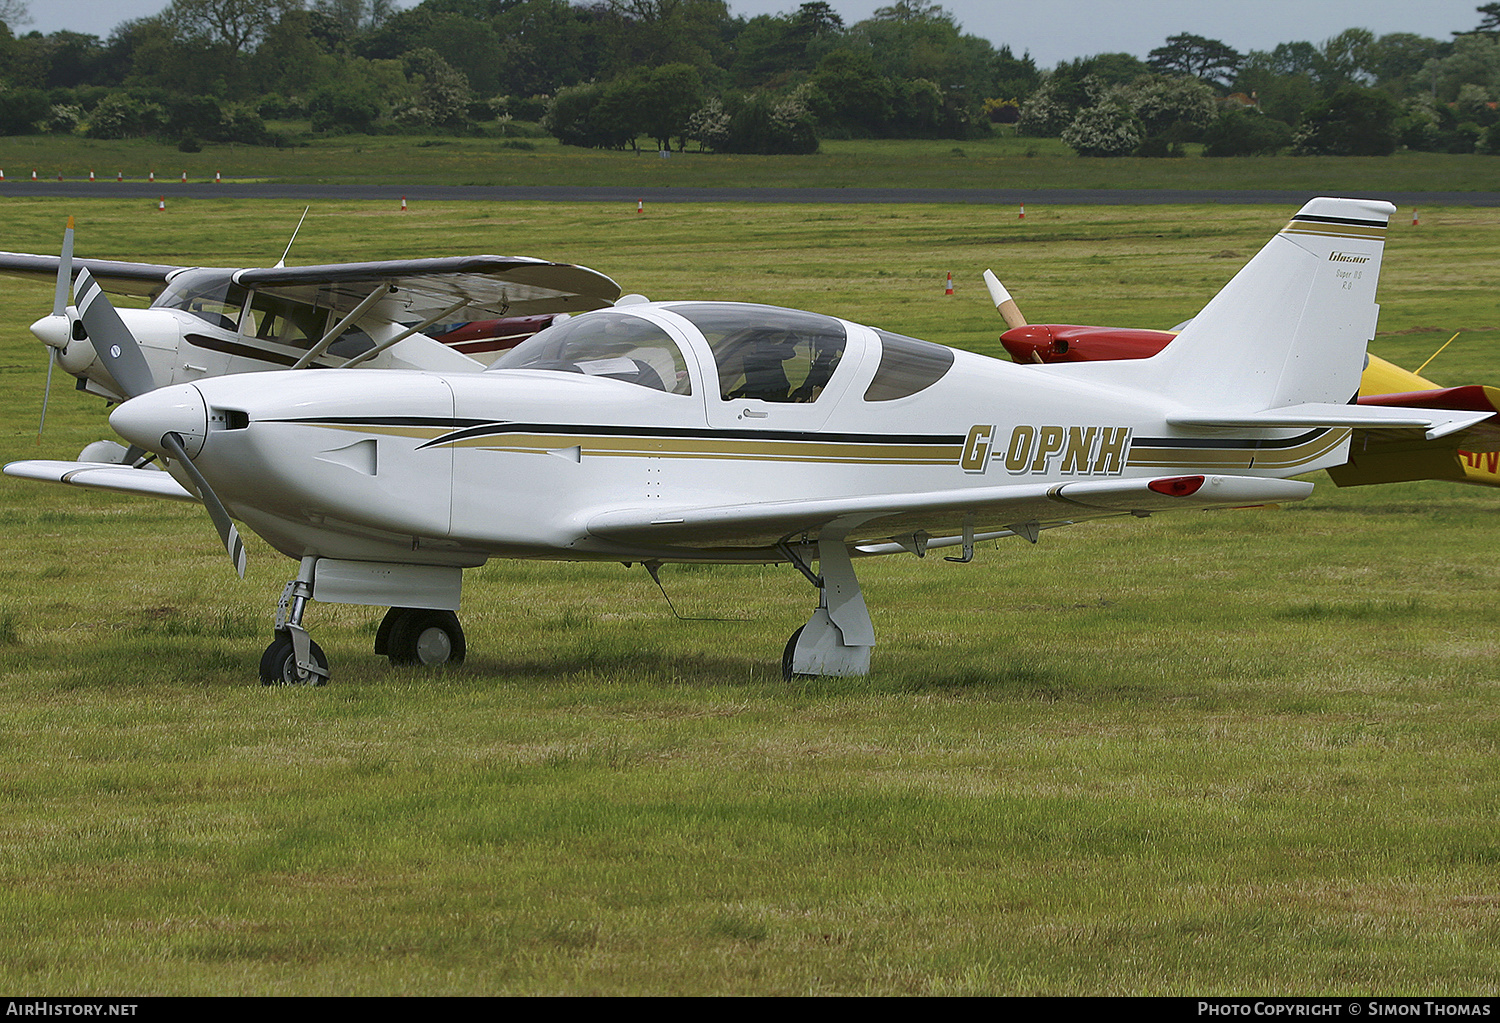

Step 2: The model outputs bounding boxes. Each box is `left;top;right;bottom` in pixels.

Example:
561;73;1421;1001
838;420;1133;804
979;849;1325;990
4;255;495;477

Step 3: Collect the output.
7;198;1487;687
35;222;70;443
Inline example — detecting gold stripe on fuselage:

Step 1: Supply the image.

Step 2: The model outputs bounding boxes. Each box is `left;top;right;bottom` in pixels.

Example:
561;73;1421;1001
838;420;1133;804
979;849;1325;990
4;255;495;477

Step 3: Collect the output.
448;432;963;466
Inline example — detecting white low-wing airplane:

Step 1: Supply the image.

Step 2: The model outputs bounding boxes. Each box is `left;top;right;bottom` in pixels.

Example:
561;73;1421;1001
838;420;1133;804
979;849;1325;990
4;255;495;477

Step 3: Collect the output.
5;198;1485;684
2;220;622;454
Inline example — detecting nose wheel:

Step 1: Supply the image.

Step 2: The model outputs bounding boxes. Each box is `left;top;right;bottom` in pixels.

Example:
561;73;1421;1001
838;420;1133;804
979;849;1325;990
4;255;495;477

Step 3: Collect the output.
375;607;466;667
261;558;332;686
260;632;329;686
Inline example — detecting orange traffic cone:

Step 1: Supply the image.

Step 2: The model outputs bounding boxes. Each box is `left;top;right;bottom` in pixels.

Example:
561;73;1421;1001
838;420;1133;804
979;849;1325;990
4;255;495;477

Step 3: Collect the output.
401;196;407;211
158;196;166;212
945;272;954;296
1019;205;1026;220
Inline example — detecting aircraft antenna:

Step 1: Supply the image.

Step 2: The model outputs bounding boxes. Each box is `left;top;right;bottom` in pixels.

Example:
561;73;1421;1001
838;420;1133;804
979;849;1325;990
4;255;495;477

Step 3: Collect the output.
1414;332;1461;377
644;562;749;622
276;207;310;268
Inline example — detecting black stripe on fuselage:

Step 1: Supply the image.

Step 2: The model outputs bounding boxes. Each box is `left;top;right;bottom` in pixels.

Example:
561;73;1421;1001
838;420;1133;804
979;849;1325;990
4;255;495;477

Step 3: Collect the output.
1132;428;1327;451
268;416;967;449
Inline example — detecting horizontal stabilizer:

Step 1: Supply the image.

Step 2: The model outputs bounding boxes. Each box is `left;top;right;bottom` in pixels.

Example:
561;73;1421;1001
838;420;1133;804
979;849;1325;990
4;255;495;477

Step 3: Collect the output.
3;460;197;503
1168;402;1491;441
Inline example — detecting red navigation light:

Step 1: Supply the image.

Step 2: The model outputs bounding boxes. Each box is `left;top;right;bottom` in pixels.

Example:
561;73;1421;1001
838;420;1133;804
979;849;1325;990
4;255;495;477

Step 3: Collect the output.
1148;475;1205;497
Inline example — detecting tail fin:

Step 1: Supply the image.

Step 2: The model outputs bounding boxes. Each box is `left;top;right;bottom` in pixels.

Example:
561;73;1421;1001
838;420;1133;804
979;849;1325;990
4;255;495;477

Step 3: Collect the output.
1139;197;1396;414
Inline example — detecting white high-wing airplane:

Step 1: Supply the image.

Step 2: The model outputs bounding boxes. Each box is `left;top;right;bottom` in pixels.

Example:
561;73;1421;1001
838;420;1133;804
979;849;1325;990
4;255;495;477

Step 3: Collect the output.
1;220;622;455
5;198;1485;685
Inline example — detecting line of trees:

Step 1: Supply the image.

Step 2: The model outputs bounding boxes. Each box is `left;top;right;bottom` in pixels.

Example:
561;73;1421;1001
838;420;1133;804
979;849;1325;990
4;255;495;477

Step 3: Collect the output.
1;0;1498;157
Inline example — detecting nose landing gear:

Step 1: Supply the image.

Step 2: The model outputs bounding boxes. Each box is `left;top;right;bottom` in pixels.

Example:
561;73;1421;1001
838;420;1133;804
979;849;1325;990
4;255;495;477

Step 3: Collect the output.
260;557;330;686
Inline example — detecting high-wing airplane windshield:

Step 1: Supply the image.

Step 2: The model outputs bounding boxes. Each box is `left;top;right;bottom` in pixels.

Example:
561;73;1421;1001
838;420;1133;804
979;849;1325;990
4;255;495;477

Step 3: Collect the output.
863;330;955;401
488;312;692;395
153;270;246;330
670;303;847;403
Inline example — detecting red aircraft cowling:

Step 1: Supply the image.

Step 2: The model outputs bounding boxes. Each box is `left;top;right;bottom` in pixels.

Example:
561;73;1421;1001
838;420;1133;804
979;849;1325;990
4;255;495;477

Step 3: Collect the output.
1000;324;1176;364
432;313;559;356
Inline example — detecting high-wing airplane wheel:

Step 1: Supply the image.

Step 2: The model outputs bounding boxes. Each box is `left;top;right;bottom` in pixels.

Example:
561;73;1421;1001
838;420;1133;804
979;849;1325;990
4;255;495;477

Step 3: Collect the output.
373;606;404;655
259;632;329;686
387;609;466;668
782;626;807;682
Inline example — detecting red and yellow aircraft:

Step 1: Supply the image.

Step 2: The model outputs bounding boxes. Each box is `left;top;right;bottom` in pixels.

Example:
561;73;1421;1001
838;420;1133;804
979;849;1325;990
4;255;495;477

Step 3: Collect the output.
987;272;1500;489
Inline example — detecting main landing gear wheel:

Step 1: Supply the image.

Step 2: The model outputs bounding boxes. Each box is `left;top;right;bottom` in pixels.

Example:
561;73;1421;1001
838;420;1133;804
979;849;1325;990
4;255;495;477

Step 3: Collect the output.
380;607;466;667
260;631;329;686
782;626;806;682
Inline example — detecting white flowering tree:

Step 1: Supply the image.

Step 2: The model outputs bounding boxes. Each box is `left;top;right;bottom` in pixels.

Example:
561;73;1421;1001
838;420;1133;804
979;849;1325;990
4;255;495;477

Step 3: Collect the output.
1061;102;1143;157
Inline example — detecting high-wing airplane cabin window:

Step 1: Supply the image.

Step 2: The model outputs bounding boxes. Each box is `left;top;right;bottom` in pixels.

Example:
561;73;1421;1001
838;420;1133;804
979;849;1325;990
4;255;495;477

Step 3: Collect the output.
863;330;955;401
489;311;692;395
245;291;326;348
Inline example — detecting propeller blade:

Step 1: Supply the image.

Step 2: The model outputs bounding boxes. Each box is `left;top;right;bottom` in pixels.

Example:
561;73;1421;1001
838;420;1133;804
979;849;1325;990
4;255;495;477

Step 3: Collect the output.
39;219;75;443
37;350;55;446
983;269;1027;331
160;431;247;579
74;266;156;399
53;216;74;317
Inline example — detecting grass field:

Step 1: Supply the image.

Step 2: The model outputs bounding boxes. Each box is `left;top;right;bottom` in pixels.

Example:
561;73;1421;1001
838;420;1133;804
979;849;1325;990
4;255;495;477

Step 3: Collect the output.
5;132;1500;192
1;197;1498;995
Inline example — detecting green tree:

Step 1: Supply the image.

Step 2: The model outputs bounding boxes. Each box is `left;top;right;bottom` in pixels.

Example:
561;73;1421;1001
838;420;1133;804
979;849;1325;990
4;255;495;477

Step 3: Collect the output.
596;0;730;78
1233;45;1323;123
0;0;30;29
805;49;896;135
1318;28;1376;89
542;80;634;148
594;62;704;150
491;0;605;98
0;84;48;133
1201;108;1294;156
167;0;295;60
1467;3;1500;37
1365;32;1446;97
1147;33;1242;87
308;74;383;132
729;3;843;88
1420;32;1500;102
1296;85;1399;155
719;89;817;154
